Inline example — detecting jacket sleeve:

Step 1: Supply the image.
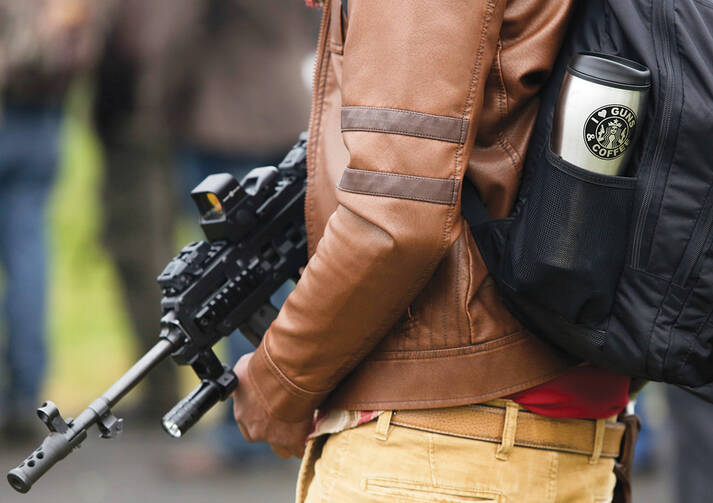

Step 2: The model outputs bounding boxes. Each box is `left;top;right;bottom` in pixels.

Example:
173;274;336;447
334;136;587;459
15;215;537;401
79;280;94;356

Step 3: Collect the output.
247;0;507;422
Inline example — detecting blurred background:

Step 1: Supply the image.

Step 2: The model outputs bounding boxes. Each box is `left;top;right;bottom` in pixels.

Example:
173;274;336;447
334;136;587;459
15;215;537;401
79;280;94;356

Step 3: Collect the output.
0;0;319;501
0;1;711;503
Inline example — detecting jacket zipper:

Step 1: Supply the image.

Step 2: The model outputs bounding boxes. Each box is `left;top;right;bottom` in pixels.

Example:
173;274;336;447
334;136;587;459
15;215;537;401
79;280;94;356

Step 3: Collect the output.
304;0;332;255
630;0;677;270
307;1;331;147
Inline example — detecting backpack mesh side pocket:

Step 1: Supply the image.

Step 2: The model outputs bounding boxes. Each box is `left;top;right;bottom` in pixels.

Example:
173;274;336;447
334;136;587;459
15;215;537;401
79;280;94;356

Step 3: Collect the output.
501;145;637;326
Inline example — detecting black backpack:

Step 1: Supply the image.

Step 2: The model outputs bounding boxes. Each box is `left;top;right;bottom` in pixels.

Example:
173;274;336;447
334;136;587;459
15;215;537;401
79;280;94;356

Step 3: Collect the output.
465;0;713;398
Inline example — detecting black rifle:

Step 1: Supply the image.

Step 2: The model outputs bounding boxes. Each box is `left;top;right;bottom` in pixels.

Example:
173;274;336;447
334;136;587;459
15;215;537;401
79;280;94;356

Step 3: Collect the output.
7;133;308;494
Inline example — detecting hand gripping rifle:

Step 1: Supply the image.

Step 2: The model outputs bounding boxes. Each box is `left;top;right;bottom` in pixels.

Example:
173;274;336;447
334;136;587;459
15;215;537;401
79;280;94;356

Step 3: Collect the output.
7;133;308;493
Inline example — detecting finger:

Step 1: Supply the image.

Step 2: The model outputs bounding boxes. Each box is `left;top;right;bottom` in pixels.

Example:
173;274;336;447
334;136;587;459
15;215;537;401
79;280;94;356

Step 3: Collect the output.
232;353;254;391
233;352;254;372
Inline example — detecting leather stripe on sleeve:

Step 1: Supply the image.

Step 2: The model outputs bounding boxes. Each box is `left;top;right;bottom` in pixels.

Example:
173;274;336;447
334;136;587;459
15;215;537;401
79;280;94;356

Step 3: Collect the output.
338;168;459;205
341;106;469;144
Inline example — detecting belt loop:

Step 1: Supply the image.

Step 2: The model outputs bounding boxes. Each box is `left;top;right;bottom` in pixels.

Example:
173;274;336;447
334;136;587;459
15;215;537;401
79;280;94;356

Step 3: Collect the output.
589;418;606;464
496;401;519;461
375;411;393;441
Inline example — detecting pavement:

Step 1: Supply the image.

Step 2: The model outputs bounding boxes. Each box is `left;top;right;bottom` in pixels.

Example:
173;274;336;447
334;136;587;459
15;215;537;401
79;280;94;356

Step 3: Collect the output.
0;420;675;503
0;422;300;503
633;468;673;503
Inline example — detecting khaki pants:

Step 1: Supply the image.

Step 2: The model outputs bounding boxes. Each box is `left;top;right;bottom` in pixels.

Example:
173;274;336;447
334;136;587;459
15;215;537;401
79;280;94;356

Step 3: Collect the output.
297;413;616;503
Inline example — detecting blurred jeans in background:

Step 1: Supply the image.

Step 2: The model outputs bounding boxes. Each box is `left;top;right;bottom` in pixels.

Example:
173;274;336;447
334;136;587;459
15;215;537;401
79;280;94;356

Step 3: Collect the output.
667;385;713;503
0;103;62;429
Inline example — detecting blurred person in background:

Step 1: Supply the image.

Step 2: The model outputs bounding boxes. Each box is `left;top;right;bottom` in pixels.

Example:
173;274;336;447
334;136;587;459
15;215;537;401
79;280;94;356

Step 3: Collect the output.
93;0;318;464
631;387;659;474
0;0;107;441
667;386;713;503
172;0;318;470
93;0;201;420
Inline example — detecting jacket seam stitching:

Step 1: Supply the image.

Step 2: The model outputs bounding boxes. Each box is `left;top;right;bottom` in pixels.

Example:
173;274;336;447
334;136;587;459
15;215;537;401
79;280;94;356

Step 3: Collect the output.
305;3;332;257
342;105;465;122
497;131;520;172
249;350;314;423
493;35;517;172
337;185;456;205
447;0;497;290
337;369;569;407
341;126;464;144
262;339;330;397
365;329;532;360
464;228;476;343
247;351;276;415
340;167;457;183
494;39;509;119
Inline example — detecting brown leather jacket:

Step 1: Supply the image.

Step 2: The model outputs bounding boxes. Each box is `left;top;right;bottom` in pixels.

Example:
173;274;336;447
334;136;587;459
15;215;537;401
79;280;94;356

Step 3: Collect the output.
247;0;577;423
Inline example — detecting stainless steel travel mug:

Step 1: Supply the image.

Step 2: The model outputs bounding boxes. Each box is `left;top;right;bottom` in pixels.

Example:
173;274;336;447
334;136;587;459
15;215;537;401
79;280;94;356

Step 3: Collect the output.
550;53;651;176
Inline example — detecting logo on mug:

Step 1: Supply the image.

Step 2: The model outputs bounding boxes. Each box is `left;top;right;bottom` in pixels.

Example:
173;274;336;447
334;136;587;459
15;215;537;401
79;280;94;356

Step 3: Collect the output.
583;105;637;161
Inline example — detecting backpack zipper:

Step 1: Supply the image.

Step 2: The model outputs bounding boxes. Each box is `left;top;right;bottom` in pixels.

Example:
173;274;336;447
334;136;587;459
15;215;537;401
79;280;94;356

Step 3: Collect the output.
666;0;713;287
630;0;678;270
639;0;713;287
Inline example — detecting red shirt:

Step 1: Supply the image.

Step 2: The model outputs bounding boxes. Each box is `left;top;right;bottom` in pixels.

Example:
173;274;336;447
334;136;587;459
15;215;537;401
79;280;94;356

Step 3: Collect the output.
508;364;630;419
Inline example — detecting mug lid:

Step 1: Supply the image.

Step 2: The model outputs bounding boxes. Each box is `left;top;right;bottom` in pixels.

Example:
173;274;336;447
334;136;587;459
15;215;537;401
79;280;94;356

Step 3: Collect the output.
568;52;651;90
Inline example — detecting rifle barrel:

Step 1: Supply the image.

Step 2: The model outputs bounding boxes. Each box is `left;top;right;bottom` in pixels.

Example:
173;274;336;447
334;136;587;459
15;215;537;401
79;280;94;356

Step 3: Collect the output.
7;331;184;493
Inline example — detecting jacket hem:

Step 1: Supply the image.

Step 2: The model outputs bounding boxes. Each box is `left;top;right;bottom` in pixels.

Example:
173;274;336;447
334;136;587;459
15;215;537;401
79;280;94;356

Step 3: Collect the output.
325;333;576;410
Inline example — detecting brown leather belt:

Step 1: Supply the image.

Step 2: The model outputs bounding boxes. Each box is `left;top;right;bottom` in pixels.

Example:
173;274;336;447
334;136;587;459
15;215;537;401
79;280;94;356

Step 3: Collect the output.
390;401;625;459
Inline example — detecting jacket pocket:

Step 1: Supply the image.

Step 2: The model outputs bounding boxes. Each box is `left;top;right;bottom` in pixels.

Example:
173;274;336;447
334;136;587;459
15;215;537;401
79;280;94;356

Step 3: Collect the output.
501;144;637;326
365;477;501;503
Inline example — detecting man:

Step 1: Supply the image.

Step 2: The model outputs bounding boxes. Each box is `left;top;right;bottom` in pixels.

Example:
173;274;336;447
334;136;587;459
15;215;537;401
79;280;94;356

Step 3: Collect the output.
232;1;631;501
94;0;201;417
